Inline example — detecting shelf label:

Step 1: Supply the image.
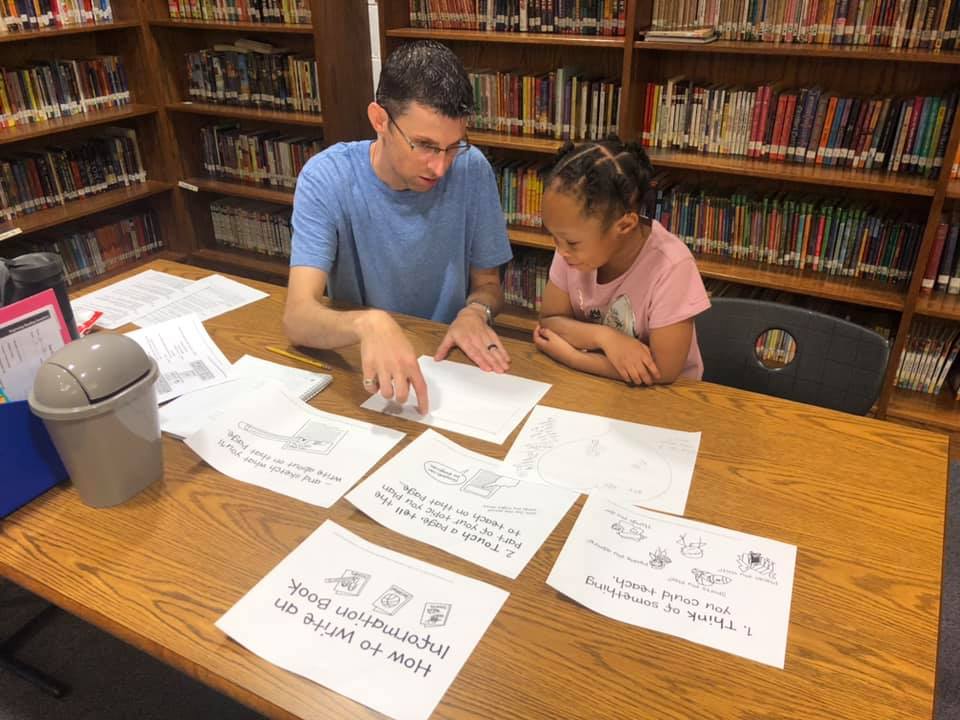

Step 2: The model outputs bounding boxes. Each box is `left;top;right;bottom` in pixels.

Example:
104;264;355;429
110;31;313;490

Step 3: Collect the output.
0;227;22;241
178;181;199;192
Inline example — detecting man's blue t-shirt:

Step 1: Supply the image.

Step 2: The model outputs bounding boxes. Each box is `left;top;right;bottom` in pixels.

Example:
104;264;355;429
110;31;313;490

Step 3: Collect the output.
290;141;512;323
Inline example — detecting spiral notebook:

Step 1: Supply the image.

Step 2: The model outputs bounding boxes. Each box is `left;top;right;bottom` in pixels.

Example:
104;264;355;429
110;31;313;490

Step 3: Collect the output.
160;354;332;440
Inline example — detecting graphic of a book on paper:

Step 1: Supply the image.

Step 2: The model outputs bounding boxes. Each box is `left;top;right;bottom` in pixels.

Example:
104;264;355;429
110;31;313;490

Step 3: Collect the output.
237;421;346;455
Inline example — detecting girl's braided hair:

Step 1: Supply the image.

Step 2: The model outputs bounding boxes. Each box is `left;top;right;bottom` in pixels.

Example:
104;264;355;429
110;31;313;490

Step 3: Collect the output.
545;135;654;228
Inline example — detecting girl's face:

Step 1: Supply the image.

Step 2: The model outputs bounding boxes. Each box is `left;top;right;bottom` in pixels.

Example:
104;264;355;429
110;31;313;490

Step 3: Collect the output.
541;185;635;272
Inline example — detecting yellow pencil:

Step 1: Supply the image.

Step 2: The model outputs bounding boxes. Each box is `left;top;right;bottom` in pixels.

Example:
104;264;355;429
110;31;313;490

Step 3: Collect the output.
265;345;330;371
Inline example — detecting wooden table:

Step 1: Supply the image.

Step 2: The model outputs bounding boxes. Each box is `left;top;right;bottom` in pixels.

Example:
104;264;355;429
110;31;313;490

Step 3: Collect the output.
0;260;948;720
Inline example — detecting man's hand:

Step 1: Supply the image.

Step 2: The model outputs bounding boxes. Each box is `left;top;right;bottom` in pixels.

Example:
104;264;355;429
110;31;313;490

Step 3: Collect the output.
434;305;511;372
357;310;429;414
532;324;579;365
598;326;661;385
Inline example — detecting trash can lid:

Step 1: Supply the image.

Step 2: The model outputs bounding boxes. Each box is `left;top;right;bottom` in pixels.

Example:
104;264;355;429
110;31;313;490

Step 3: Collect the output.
30;334;154;411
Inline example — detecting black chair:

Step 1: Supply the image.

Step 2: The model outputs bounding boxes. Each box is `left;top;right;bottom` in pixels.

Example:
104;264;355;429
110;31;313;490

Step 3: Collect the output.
0;581;68;697
695;297;890;415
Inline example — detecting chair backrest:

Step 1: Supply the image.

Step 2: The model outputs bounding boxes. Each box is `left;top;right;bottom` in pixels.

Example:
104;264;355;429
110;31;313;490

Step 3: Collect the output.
695;297;890;415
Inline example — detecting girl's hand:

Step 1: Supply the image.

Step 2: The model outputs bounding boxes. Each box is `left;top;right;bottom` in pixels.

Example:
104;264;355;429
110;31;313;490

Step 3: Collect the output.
533;324;579;364
599;328;661;385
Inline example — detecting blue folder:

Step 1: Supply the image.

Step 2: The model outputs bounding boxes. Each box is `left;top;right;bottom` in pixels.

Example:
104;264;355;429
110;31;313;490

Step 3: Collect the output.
0;401;68;518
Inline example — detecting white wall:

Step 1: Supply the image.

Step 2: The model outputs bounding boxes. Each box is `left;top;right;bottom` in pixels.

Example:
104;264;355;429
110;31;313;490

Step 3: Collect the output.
368;0;381;96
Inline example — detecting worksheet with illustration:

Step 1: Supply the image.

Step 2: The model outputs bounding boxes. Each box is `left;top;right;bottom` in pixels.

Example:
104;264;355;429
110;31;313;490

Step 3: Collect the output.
217;520;509;720
503;405;700;515
347;429;578;579
547;495;797;668
360;357;551;445
185;383;404;507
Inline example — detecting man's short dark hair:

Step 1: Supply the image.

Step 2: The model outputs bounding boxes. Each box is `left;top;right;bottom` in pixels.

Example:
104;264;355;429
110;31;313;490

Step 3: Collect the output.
376;40;474;119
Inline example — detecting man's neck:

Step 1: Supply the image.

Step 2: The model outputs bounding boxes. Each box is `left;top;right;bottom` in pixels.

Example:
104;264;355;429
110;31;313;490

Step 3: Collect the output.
369;139;409;191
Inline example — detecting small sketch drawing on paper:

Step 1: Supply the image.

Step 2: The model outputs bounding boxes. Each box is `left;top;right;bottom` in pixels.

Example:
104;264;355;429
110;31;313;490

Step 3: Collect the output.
423;462;520;499
692;569;733;588
421;602;452;628
611;519;647;541
678;534;706;559
324;569;371;596
238;421;346;455
737;551;777;580
373;585;413;616
649;547;672;569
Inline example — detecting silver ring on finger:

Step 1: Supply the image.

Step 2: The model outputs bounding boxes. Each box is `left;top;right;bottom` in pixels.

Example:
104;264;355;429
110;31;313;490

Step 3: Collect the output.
362;377;379;388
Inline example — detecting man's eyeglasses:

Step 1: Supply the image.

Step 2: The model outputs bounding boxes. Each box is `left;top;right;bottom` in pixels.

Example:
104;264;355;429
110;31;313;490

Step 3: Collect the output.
384;107;471;160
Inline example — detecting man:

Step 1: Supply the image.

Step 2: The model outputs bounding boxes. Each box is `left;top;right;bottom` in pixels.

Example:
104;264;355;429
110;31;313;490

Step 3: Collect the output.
284;40;513;415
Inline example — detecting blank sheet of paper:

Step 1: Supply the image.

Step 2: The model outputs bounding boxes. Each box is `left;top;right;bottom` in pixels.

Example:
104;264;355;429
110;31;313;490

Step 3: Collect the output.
360;357;551;445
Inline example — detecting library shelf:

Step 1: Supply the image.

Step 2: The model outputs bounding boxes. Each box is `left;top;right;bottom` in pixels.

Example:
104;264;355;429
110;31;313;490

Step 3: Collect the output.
166;102;324;127
180;177;294;205
886;387;960;433
191;247;289;283
385;27;626;47
633;39;960;64
149;19;314;34
694;254;907;310
508;226;552;250
496;304;538;333
0;181;175;240
947;180;960;200
0;20;140;43
0;104;159;146
468;130;562;154
914;293;960;322
645;149;938;197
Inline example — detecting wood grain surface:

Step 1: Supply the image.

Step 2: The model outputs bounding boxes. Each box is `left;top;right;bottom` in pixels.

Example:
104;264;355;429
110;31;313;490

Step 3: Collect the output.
0;260;948;720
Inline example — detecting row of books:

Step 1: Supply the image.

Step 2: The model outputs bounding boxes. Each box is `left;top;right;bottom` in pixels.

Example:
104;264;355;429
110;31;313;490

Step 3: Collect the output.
469;69;621;141
0;127;145;223
641;81;958;178
167;0;310;24
651;0;960;49
408;0;626;34
493;159;547;228
0;56;130;128
210;197;292;258
894;319;960;396
652;179;924;283
186;42;321;114
504;248;550;312
200;124;322;190
921;207;960;294
0;0;112;31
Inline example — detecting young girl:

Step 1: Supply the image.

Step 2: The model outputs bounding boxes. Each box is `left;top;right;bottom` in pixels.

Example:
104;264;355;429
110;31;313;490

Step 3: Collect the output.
534;136;710;385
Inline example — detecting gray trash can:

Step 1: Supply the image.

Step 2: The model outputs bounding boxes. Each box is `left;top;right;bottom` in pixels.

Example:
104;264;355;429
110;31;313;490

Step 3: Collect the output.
28;334;163;508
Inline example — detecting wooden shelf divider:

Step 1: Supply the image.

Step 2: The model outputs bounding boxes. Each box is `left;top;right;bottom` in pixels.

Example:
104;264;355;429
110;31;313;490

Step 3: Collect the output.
947;180;960;200
180;177;294;205
386;27;626;47
0;20;140;43
913;293;960;322
468;130;562;154
0;181;174;239
634;39;960;64
496;304;539;333
149;19;314;34
886;387;960;433
0;104;159;146
166;102;324;127
190;247;289;283
507;226;552;250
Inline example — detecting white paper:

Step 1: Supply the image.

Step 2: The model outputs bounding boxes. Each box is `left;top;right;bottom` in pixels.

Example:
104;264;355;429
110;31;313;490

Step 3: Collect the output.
70;269;193;329
185;384;404;507
347;430;578;579
548;495;797;668
125;314;231;404
132;274;268;327
216;520;508;720
0;300;66;402
361;357;551;445
503;405;700;515
160;355;332;439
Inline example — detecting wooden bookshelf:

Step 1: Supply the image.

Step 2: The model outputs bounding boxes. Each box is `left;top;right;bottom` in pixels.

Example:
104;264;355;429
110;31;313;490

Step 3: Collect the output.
947;180;960;200
149;19;314;34
634;39;960;64
496;304;539;333
181;177;294;205
469;130;562;154
886;387;960;433
167;102;324;127
0;181;174;239
0;20;140;43
508;226;552;250
386;27;627;47
0;104;159;146
914;293;960;323
191;247;289;284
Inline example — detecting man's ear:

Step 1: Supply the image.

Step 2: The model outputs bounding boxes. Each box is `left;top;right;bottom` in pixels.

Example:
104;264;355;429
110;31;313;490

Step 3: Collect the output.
368;102;389;135
613;211;640;236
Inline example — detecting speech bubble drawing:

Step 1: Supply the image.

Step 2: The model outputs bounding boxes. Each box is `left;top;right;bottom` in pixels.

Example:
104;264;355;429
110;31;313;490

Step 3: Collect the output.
424;462;467;485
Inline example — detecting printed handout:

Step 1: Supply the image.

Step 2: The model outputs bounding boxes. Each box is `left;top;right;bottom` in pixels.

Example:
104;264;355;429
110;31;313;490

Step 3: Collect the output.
361;357;551;444
503;405;700;515
216;520;509;720
185;383;404;507
547;495;797;668
71;269;193;329
347;429;578;578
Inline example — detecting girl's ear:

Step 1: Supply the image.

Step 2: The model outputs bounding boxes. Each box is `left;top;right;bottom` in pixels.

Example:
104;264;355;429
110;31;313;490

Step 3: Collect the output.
612;211;640;236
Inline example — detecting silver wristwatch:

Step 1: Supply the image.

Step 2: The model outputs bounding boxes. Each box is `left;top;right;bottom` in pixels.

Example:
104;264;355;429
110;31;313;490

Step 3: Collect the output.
467;300;494;326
